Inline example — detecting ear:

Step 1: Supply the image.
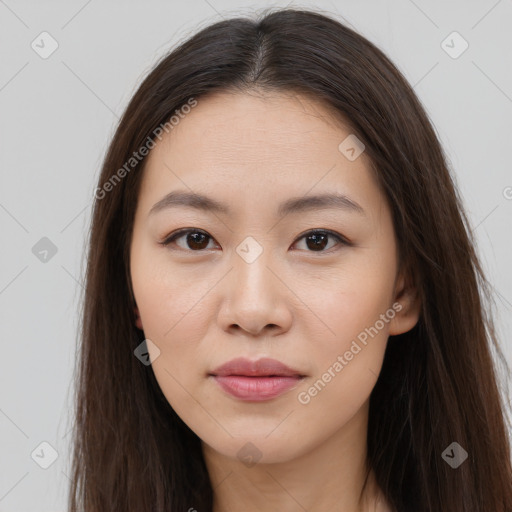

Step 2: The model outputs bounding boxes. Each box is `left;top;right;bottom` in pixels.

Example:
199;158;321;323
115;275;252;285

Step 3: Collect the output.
133;306;143;330
388;268;421;335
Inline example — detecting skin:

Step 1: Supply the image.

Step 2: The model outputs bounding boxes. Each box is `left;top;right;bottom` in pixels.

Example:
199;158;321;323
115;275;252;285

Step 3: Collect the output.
130;89;421;512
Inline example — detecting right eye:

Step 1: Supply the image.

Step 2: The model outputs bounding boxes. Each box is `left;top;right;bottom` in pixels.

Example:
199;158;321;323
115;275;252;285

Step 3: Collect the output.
159;228;219;251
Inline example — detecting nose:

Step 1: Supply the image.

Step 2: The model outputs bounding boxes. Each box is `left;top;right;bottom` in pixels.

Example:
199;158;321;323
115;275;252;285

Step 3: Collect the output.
217;248;293;337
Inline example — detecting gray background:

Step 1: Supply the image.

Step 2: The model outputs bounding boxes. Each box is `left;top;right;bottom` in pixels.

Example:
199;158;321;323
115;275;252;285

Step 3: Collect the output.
1;0;511;510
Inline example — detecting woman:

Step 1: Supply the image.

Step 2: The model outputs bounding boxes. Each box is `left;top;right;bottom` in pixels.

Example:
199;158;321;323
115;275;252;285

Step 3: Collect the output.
69;7;512;512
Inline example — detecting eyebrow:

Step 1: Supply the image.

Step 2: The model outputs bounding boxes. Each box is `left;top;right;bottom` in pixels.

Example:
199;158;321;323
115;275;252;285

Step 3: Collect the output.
148;190;366;217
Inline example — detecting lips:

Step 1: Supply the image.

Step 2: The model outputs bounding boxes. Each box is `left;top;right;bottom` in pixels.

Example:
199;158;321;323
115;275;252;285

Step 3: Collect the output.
211;357;304;378
209;357;306;401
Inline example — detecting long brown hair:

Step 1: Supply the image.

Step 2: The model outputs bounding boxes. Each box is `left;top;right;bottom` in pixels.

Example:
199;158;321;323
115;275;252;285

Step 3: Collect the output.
69;7;512;511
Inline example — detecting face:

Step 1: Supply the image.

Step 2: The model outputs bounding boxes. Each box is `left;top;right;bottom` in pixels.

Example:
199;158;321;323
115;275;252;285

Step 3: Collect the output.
129;90;419;464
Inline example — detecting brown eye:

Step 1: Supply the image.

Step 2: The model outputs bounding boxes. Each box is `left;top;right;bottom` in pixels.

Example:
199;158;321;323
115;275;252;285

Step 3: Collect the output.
160;228;349;254
292;230;348;253
161;229;217;251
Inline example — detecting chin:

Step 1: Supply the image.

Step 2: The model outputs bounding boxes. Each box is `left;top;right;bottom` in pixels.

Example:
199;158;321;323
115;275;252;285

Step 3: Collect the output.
202;432;312;467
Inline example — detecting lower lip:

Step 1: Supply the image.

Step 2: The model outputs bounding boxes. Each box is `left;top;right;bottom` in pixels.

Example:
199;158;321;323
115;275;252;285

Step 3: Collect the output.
212;375;303;401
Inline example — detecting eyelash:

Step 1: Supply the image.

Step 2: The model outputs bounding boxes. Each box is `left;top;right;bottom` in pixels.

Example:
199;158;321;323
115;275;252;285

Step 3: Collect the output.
159;228;351;254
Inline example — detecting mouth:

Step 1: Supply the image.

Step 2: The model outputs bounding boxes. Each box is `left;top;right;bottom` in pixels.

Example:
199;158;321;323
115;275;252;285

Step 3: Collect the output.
209;357;306;401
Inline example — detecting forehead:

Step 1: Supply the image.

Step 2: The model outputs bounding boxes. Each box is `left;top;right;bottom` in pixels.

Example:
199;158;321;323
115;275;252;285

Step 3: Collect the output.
159;89;354;159
138;90;383;220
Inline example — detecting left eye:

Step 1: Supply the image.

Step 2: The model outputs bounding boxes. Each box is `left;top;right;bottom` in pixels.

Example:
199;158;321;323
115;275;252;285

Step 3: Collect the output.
160;228;349;253
292;230;347;252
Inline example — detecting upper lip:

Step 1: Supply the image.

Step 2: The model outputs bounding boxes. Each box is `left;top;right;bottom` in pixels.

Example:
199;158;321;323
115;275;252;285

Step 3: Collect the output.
210;357;305;377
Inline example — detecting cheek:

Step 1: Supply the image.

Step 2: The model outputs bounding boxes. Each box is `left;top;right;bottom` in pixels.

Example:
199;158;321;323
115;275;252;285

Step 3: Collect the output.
308;296;392;390
295;257;396;350
135;279;208;367
132;246;212;339
294;263;395;407
292;301;392;444
130;254;216;394
135;278;210;432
